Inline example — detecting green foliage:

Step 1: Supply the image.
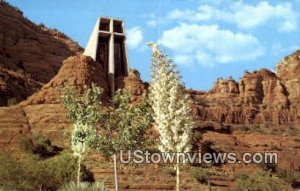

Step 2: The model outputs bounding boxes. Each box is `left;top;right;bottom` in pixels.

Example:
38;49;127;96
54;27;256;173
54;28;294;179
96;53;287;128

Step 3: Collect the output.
259;161;278;173
19;136;58;158
163;166;176;177
94;90;152;157
0;153;94;191
44;153;94;183
59;181;108;191
62;83;103;187
277;168;300;187
7;97;18;106
233;171;290;191
190;167;210;184
0;153;57;190
62;83;103;126
39;23;45;28
20;136;35;152
0;153;31;190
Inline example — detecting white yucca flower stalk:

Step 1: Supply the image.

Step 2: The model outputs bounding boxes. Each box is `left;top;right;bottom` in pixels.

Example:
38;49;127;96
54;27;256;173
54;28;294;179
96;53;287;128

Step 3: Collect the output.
148;43;194;191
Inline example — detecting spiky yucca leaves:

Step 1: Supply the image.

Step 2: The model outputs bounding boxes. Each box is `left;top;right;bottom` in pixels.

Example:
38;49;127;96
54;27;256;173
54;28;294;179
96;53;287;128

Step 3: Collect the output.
59;181;108;191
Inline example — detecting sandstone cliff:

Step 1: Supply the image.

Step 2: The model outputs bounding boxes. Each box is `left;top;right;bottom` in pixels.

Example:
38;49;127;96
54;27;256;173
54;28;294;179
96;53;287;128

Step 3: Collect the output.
0;1;82;106
276;50;300;109
190;54;299;126
0;3;299;189
0;66;42;106
0;54;109;150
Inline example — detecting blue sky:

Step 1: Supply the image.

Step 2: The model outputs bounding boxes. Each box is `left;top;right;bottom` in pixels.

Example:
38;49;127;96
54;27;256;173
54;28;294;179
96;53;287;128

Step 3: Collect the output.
7;0;300;91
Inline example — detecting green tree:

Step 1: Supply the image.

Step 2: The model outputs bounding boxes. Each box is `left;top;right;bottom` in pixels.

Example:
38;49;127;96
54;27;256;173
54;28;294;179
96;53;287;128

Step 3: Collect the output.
148;43;194;191
62;83;103;189
94;90;152;191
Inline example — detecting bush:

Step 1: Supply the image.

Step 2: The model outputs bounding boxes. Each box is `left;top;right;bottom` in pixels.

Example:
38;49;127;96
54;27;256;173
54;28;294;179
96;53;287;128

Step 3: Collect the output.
43;153;94;184
277;168;300;187
190;167;210;184
163;166;176;177
0;153;56;190
39;23;45;28
20;136;35;152
0;153;94;190
33;136;55;156
7;98;18;106
59;181;108;191
19;136;59;158
0;153;29;190
233;171;289;191
259;161;278;172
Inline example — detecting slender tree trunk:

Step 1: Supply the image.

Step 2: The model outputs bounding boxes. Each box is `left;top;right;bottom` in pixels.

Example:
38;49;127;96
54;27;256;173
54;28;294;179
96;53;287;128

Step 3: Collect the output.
113;154;119;191
77;155;82;189
175;164;180;191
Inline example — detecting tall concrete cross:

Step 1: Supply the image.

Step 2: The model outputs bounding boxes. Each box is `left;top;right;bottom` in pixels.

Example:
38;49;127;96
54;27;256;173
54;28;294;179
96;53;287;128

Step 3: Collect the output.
84;17;129;97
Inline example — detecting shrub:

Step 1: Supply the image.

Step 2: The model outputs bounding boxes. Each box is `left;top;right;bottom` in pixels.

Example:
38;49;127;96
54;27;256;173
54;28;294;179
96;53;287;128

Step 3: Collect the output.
0;153;94;190
33;136;55;156
0;153;29;190
0;153;56;190
43;153;95;184
19;136;59;158
7;97;18;106
190;167;210;184
39;23;45;28
20;136;35;152
259;161;278;172
163;166;176;177
59;181;108;191
233;171;289;191
277;168;300;187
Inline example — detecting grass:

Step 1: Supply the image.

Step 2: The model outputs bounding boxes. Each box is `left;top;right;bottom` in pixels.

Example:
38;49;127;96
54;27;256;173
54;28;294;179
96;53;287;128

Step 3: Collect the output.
233;171;290;191
59;181;108;191
277;168;300;188
0;152;94;191
190;167;211;184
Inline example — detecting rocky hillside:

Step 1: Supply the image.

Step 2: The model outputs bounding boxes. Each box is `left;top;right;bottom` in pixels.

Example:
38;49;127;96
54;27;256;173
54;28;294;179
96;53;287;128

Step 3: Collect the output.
276;50;300;109
189;51;300;127
0;1;82;106
0;2;299;190
0;54;109;150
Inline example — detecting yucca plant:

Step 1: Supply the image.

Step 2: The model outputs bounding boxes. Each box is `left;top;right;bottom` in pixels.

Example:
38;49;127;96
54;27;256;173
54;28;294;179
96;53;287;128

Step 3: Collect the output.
59;181;108;191
148;43;194;191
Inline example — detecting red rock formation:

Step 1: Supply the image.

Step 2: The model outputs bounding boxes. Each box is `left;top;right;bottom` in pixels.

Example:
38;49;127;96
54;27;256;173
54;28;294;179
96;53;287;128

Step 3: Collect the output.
0;1;82;105
123;69;147;102
118;53;299;127
0;54;109;149
0;66;42;105
190;60;299;126
22;55;109;105
276;50;300;108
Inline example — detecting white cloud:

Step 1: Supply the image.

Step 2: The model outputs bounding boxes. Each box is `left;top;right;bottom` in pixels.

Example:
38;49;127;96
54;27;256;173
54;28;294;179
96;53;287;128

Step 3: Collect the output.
231;1;298;31
146;13;158;27
158;23;265;67
167;1;298;32
147;20;158;27
126;27;143;49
